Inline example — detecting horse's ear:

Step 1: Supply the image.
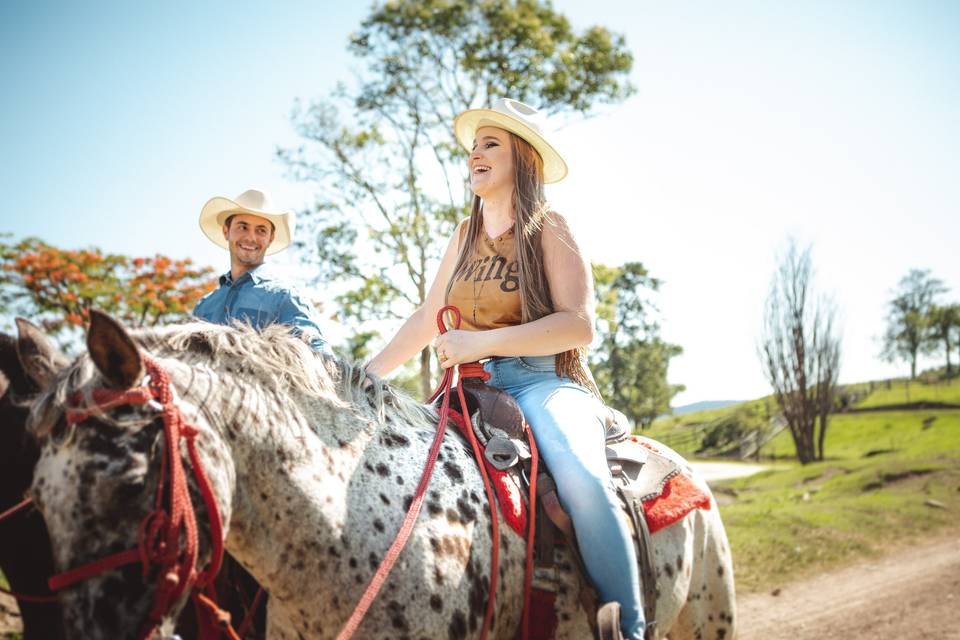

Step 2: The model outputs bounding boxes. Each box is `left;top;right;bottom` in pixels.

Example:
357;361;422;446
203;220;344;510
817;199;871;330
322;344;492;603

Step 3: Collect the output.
15;318;68;389
87;310;144;389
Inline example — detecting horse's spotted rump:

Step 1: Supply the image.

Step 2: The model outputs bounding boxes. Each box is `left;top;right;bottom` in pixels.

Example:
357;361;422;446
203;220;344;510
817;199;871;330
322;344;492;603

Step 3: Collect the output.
449;610;467;639
443;460;464;483
457;496;477;523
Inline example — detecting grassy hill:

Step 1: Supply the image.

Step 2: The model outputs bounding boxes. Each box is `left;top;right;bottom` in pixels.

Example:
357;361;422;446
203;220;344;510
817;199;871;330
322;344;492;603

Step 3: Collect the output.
656;376;960;593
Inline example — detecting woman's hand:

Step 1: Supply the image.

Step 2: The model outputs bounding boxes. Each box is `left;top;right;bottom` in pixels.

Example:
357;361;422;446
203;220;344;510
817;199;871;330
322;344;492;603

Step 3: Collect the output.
434;329;490;369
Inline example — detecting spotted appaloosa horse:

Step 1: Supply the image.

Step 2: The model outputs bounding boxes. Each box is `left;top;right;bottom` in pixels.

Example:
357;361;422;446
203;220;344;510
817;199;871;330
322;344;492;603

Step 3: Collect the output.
2;323;267;639
19;312;736;640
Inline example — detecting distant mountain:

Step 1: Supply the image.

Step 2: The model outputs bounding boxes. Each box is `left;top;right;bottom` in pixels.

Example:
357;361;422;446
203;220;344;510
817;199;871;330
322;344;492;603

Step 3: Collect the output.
670;400;742;416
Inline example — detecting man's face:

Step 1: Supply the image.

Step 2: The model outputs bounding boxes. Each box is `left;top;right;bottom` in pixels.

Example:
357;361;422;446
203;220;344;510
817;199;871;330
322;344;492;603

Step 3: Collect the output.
222;213;275;268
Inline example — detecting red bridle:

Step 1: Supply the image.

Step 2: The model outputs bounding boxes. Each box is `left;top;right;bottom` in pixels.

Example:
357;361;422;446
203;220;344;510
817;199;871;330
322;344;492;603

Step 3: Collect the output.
47;354;238;640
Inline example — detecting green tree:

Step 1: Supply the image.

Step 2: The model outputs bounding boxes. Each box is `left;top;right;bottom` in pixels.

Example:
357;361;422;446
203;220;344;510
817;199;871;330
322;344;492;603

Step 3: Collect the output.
591;262;684;429
928;303;960;377
882;269;947;379
279;0;634;396
759;240;841;465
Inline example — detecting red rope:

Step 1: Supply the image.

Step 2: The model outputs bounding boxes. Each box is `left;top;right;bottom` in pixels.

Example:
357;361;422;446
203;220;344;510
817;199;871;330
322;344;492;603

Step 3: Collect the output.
451;364;539;640
522;429;538;640
0;499;58;603
0;586;58;604
335;360;455;639
44;354;234;640
0;500;60;603
0;496;34;523
337;306;505;640
444;326;539;640
235;586;267;639
454;375;500;639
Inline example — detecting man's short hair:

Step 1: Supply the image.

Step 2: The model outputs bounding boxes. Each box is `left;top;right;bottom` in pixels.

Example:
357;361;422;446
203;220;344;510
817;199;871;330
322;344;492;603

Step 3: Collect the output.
224;214;276;233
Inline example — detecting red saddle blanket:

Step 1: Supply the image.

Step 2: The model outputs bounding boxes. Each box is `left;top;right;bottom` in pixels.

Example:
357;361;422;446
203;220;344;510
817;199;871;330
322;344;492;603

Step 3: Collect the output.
449;412;711;537
635;439;713;533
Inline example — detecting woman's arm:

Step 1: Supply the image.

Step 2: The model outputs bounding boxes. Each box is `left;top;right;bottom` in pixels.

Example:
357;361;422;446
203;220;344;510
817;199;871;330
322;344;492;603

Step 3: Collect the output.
365;221;465;377
436;211;595;367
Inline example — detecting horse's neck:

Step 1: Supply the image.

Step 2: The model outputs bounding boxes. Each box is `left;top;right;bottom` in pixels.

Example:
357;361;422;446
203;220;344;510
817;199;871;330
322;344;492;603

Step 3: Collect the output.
197;368;376;603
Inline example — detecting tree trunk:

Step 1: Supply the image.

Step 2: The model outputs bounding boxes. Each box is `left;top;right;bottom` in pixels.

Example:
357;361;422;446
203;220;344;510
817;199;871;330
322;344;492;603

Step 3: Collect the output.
945;336;953;376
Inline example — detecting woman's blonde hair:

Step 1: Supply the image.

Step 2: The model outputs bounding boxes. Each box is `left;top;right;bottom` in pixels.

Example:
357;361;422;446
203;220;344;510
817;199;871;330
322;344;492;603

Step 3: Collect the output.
445;131;596;393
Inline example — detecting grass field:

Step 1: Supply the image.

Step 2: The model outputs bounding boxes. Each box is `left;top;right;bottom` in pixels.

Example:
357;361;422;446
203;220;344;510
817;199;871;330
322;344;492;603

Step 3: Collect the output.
852;376;960;408
716;406;960;593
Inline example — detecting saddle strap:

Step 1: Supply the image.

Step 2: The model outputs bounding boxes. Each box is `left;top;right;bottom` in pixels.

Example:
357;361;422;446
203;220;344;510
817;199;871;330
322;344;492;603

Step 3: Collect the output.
536;474;575;542
621;491;659;640
533;496;556;569
535;473;606;637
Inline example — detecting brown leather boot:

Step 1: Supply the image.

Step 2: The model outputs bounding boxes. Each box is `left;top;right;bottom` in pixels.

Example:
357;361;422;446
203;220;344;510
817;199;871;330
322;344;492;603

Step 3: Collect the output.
596;602;624;640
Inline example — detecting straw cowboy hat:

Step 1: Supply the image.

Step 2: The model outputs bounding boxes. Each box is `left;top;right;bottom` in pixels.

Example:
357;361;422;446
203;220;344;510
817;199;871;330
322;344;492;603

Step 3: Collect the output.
199;189;294;256
453;98;568;183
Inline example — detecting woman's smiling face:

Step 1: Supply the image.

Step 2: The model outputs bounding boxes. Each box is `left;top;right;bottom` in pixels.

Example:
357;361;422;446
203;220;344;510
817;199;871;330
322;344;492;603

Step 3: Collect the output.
468;126;515;198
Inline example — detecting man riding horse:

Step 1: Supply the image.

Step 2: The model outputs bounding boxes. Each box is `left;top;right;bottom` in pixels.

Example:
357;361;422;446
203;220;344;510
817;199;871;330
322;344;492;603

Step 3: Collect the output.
194;188;332;636
195;187;330;353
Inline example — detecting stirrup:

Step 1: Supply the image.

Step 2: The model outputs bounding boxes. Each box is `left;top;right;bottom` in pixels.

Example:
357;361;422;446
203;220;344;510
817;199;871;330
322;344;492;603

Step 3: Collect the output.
596;602;624;640
644;620;658;640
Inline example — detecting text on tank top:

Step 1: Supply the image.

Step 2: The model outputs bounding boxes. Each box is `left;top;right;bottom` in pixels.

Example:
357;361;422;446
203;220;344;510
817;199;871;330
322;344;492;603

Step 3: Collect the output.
447;223;523;331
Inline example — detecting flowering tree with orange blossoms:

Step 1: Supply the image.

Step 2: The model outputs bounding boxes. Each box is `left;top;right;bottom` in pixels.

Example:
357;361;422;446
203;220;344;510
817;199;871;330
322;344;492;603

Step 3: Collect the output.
0;237;216;336
125;255;218;328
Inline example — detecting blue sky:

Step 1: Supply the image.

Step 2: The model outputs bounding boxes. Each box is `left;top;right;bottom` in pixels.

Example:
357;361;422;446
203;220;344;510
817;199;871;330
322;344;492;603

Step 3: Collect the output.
2;1;958;405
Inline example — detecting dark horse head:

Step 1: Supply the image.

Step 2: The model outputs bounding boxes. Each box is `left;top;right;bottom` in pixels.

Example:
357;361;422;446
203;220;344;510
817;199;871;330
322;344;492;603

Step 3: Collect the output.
0;322;67;639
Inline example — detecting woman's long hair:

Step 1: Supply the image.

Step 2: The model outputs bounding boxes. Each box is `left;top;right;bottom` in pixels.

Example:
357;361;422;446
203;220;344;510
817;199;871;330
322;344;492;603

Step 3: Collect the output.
445;132;597;394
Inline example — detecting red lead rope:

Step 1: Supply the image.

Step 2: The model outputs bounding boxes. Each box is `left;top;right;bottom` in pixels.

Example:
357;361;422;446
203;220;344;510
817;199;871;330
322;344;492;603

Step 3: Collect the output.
0;497;59;603
335;305;500;639
337;306;539;640
45;354;236;640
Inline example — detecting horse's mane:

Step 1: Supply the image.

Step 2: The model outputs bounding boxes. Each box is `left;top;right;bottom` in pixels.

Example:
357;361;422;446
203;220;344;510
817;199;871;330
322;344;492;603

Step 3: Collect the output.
28;321;436;436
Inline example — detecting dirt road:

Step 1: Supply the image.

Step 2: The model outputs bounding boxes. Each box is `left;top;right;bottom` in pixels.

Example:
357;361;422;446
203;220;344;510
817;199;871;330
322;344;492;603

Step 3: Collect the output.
737;535;960;639
3;536;959;638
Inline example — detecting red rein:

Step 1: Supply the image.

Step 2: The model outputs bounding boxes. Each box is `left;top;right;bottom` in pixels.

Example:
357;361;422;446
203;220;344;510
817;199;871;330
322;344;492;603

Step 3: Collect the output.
0;498;59;604
336;306;539;640
4;309;540;639
48;354;236;640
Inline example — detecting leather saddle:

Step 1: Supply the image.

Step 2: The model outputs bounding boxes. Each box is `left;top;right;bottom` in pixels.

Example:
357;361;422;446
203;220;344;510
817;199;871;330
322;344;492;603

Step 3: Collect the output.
447;378;672;640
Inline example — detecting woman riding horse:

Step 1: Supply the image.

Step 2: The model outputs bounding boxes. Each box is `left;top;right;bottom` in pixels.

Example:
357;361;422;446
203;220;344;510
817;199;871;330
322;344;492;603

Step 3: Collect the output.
367;98;648;639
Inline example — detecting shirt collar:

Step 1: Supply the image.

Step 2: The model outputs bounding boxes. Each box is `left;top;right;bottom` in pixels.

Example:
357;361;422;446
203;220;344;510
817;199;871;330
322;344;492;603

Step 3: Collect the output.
219;263;274;286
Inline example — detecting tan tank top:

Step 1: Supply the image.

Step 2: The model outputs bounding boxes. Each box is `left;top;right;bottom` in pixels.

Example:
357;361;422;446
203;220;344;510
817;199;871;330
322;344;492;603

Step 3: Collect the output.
447;223;523;331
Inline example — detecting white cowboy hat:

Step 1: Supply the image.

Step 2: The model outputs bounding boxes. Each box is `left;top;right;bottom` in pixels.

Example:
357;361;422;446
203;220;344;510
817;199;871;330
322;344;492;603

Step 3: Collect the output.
453;98;568;184
198;189;294;256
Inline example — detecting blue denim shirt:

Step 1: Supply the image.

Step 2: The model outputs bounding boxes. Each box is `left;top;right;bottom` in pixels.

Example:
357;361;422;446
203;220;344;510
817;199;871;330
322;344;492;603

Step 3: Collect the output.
193;264;329;354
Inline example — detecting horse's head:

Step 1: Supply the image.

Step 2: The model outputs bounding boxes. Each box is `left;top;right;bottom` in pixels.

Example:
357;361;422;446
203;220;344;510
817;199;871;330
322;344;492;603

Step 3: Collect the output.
0;326;67;639
1;324;66;503
21;312;229;640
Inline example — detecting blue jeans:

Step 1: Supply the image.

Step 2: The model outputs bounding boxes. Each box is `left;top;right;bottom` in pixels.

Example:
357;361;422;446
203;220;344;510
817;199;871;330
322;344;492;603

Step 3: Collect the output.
483;355;645;640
